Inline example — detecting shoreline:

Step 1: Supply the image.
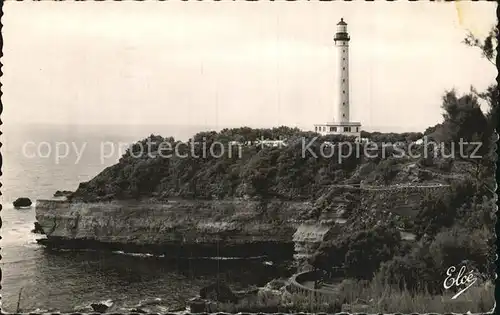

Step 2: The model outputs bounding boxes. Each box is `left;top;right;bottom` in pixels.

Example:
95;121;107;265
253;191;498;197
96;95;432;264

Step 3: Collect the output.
36;237;296;260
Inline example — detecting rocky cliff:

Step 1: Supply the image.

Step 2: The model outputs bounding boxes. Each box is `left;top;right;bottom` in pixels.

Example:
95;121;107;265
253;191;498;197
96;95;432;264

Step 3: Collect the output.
35;199;314;259
35;179;451;260
293;223;341;270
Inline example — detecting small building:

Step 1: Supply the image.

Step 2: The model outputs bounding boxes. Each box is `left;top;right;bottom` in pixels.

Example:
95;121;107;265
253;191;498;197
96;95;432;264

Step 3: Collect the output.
254;139;287;148
413;138;424;145
314;122;361;138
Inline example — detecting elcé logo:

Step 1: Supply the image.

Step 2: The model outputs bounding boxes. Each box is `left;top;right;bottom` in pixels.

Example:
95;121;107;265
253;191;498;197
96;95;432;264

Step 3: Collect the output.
443;265;478;299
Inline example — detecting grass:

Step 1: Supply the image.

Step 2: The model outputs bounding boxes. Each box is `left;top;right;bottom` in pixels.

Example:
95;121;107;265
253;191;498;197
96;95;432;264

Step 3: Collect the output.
206;274;495;313
321;273;495;313
341;277;495;313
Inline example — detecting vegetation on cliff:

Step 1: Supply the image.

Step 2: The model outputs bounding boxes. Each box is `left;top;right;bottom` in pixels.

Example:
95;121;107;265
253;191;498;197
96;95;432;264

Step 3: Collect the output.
309;26;497;301
71;127;424;202
308;90;496;297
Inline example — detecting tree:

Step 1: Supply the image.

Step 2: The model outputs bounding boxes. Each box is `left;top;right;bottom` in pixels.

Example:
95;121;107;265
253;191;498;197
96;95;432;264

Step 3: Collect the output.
423;123;442;137
414;179;476;239
440;89;488;144
378;243;442;294
360;130;371;139
344;226;401;279
310;225;401;280
429;225;492;278
415;194;453;239
438;89;494;194
463;26;498;125
375;158;399;185
310;241;345;273
463;27;497;66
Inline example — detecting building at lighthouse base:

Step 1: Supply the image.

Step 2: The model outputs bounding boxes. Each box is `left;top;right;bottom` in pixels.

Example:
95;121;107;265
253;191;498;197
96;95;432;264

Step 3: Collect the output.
314;121;362;138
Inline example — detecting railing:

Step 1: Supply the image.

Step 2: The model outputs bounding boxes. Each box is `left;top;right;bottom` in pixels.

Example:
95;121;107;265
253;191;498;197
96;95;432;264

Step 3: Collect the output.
287;270;342;299
326;183;450;191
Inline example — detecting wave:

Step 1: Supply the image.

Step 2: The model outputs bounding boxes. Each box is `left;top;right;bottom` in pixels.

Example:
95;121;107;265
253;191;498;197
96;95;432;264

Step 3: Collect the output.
49;248;98;253
112;251;158;258
1;201;37;209
110;250;268;260
1;256;42;265
187;255;268;260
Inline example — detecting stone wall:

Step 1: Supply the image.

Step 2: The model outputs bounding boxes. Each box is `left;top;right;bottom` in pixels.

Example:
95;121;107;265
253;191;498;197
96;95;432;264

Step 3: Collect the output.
287;270;337;299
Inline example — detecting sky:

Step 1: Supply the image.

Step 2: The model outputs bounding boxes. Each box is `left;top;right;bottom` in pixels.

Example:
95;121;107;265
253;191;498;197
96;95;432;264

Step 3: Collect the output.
2;1;496;133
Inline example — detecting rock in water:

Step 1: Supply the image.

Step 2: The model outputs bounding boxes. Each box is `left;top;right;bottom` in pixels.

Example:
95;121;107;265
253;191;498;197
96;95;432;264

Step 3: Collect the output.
200;283;238;303
13;198;32;208
53;190;73;198
31;222;45;234
90;300;113;313
127;308;147;313
122;298;182;314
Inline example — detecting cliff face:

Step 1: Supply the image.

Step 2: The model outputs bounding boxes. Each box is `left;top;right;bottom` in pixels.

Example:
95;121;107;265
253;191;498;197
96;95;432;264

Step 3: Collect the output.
293;224;341;270
35;199;313;258
35;183;448;259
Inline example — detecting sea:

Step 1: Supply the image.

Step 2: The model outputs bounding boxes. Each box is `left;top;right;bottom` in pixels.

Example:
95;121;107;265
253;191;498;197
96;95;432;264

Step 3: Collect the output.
0;124;286;312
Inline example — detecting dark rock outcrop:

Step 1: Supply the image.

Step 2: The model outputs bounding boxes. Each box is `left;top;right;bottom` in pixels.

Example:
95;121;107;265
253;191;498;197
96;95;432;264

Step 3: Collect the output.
74;300;113;313
117;297;184;313
13;197;32;208
127;308;147;313
90;303;110;313
200;282;238;303
134;297;181;313
53;190;73;198
31;222;45;234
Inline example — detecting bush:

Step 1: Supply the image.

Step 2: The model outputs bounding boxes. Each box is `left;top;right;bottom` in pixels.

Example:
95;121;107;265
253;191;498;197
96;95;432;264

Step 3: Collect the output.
417;169;433;181
414;179;477;238
379;223;494;296
415;194;454;238
418;154;434;167
456;196;496;231
378;243;441;294
311;225;401;280
374;158;399;185
436;158;453;172
429;225;492;276
360;131;423;143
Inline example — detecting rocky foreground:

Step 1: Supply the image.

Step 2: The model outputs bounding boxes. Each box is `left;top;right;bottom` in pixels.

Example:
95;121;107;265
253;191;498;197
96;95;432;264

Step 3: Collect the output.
27;279;292;314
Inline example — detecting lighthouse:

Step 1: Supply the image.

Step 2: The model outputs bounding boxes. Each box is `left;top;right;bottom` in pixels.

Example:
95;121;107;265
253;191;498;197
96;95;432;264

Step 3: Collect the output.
335;18;350;123
314;18;361;138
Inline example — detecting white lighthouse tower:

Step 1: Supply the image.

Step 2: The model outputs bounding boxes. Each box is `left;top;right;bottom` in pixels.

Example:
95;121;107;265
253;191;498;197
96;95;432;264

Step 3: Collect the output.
314;18;361;138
